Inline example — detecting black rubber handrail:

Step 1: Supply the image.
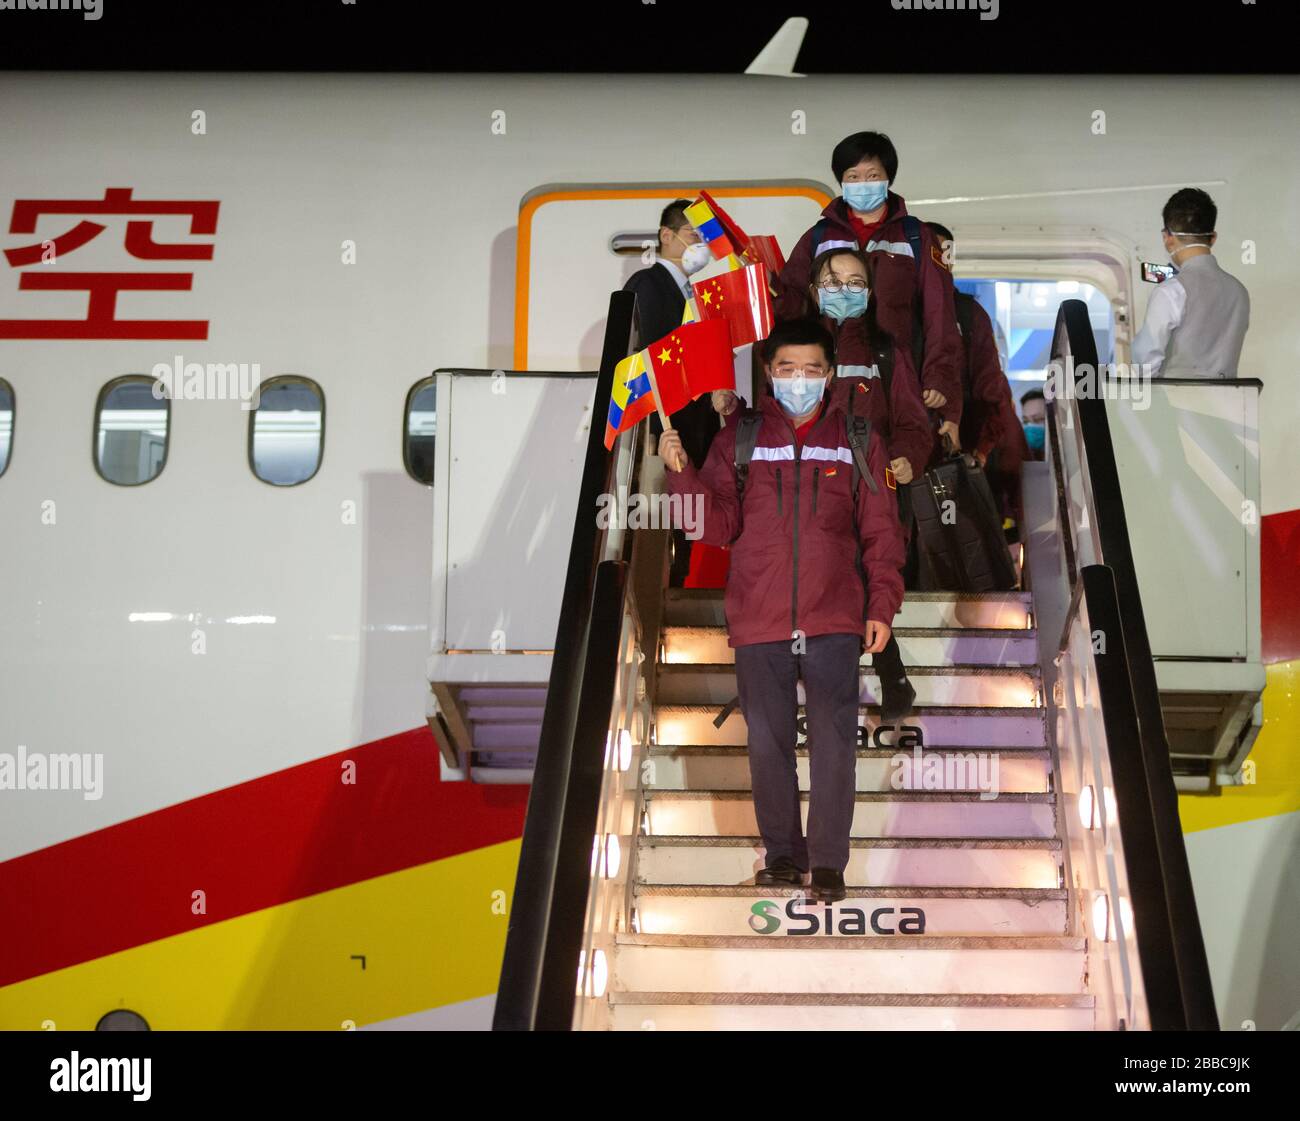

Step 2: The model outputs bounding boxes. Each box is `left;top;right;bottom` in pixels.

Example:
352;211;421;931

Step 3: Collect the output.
1078;565;1186;1028
492;291;638;1030
532;559;628;1026
1050;299;1219;1030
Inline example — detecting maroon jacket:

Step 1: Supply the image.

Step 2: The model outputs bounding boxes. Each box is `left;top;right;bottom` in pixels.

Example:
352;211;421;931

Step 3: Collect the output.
988;378;1031;525
954;293;1010;463
775;193;963;424
666;379;906;648
821;313;932;479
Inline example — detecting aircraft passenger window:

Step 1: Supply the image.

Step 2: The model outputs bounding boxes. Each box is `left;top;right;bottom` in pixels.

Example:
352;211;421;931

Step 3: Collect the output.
0;379;12;478
404;378;436;485
249;376;324;486
94;376;169;486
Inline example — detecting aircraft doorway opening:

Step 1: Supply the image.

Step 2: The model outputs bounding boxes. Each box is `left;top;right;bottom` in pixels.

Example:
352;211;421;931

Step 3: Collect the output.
955;277;1115;406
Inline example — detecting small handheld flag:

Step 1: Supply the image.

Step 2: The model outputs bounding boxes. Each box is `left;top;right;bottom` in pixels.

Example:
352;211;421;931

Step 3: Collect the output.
603;320;735;452
683;196;734;261
603;349;655;450
643;318;735;416
691;263;774;349
747;234;786;275
696;190;752;262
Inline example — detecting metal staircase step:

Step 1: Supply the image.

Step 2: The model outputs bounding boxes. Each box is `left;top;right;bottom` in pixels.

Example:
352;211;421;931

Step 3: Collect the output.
655;663;1041;708
653;704;1048;749
636;835;1063;889
608;991;1094;1030
632;884;1070;936
640;789;1057;839
610;932;1087;995
643;744;1053;793
662;588;1032;630
662;626;1040;667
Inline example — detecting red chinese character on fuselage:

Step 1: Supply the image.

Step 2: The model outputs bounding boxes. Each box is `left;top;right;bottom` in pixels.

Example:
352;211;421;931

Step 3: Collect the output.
0;187;220;339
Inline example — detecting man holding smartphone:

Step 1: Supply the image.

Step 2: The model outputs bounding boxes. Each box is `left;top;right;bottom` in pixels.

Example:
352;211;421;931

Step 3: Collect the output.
1133;188;1250;378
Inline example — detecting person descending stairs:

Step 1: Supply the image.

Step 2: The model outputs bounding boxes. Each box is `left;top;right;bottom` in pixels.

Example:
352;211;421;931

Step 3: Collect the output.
604;584;1090;1030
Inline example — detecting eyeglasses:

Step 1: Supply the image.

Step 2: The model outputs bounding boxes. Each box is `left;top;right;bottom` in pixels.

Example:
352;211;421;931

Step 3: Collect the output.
671;225;702;244
772;363;829;378
817;279;867;294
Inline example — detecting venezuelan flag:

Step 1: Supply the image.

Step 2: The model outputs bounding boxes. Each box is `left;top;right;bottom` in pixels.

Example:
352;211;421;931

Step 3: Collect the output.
604;348;656;449
684;198;734;259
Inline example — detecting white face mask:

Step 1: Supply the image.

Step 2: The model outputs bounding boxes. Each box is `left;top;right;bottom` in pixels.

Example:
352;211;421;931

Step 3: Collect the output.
770;375;827;418
1164;229;1213;265
680;242;712;276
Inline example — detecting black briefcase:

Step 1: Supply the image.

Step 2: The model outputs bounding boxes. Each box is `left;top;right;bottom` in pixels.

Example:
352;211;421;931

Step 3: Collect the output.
908;443;1018;592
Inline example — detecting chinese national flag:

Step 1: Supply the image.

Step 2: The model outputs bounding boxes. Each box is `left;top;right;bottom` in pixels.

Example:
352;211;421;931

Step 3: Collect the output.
747;234;786;275
691;263;774;349
645;318;735;415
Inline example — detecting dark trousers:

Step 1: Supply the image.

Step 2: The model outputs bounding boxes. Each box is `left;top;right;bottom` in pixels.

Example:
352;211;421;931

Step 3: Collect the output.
734;632;864;873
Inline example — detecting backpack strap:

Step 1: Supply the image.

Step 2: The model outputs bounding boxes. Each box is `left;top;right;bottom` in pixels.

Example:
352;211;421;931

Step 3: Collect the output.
874;339;894;412
845;385;880;496
897;215;927;374
733;409;763;504
953;291;976;413
717;409;762;734
811;214;859;258
901;214;924;275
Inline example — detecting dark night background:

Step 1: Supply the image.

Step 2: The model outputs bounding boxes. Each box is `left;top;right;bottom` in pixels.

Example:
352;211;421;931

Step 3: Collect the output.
1;0;1295;75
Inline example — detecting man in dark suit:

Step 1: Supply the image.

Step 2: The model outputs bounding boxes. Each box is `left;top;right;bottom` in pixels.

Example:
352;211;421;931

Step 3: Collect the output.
624;199;723;584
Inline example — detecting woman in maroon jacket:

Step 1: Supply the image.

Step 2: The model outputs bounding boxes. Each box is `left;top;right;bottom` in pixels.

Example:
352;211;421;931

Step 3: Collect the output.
803;247;933;494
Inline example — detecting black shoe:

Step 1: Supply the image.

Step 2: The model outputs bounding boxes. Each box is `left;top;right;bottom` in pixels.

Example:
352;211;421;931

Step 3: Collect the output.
879;674;916;724
755;856;807;886
810;867;846;902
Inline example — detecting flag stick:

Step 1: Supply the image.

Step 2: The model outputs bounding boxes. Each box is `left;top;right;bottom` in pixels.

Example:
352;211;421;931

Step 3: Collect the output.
641;353;686;472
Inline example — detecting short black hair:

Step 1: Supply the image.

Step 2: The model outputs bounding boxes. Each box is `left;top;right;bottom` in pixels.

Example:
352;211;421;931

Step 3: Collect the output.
1020;388;1045;406
810;246;871;284
762;318;835;367
659;198;692;232
1162;188;1217;238
831;131;898;185
925;220;954;243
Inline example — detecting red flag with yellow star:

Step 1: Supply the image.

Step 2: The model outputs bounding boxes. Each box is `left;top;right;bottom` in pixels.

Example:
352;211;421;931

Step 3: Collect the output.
691;263;774;349
643;319;735;416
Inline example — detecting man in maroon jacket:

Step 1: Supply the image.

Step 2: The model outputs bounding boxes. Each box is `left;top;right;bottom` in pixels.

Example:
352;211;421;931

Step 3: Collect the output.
658;319;908;902
775;131;963;449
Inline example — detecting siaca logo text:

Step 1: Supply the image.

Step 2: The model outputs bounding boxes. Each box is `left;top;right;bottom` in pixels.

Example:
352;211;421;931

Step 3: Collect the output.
797;717;924;749
749;897;926;935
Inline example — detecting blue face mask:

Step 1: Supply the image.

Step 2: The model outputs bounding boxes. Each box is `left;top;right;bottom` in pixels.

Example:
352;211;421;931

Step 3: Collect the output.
841;179;888;213
818;287;868;323
770;375;828;418
1024;422;1045;451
